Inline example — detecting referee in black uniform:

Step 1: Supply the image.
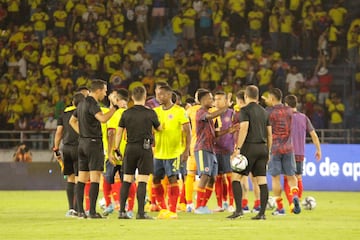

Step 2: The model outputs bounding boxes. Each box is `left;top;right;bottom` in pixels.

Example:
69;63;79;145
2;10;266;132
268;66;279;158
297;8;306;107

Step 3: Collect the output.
115;85;162;220
227;85;272;220
69;79;119;219
53;92;85;217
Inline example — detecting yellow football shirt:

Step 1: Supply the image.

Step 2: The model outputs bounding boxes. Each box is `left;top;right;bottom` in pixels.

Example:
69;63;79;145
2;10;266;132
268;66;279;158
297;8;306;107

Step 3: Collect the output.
107;108;127;165
186;104;201;152
154;105;189;159
101;107;110;160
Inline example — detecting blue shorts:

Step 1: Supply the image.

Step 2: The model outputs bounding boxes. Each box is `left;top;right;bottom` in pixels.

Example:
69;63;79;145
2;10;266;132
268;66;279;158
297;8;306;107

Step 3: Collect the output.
179;160;187;176
153;157;180;179
268;153;296;176
216;153;231;174
103;161;122;184
195;150;218;177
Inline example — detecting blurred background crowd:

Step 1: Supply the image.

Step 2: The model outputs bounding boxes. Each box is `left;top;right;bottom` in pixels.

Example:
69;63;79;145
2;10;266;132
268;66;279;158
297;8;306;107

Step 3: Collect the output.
0;0;360;149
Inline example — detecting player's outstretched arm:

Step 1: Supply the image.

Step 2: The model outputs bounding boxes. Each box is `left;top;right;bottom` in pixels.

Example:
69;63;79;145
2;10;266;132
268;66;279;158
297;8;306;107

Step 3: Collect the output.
310;130;321;161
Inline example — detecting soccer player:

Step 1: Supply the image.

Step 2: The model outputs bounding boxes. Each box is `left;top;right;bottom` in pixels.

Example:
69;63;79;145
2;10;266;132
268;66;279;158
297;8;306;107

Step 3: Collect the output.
284;95;321;208
213;91;238;212
153;85;191;219
184;88;207;212
228;85;272;220
194;90;236;214
53;92;85;217
263;88;301;215
69;79;119;219
116;86;162;220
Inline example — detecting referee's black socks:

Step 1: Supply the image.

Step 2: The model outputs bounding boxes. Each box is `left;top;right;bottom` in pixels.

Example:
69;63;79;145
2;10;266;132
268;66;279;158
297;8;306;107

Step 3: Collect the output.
76;182;85;213
137;182;146;215
120;181;131;213
232;181;243;213
89;182;99;215
66;182;75;210
259;184;269;215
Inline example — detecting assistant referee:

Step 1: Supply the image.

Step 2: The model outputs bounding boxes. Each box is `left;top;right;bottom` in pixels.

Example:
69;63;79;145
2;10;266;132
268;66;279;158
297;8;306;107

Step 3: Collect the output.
69;79;119;219
228;85;272;220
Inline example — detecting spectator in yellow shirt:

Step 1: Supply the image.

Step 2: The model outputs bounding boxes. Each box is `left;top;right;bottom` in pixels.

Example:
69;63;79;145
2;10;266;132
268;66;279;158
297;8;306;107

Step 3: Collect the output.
248;6;264;39
30;7;49;43
53;3;68;37
85;45;101;72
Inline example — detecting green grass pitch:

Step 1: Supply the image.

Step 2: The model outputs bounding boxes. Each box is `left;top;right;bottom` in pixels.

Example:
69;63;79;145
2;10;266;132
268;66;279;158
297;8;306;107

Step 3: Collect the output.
0;191;359;240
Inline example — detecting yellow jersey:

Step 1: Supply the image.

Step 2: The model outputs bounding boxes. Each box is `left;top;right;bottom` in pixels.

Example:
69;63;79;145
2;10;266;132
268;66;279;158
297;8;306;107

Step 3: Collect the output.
107;108;127;165
186;104;201;152
154;104;189;159
101;107;110;160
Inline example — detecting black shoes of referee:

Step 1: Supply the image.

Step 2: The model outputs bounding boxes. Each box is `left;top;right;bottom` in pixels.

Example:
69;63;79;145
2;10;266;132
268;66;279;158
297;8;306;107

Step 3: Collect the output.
251;214;266;220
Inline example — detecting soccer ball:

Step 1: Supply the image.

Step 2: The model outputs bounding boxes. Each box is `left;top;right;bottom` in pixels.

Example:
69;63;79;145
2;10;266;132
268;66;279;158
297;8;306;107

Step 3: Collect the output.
302;196;317;210
267;196;276;210
231;154;248;172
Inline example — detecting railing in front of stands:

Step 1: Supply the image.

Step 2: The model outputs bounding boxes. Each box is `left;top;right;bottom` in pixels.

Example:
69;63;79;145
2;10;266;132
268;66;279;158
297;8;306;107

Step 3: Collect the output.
0;129;359;150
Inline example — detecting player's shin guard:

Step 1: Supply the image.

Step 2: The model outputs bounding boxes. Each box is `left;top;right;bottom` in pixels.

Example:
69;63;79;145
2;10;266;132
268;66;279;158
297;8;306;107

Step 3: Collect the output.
66;182;75;210
103;178;112;207
137;182;146;215
89;182;99;215
259;184;269;215
215;175;223;207
283;176;292;204
153;183;167;209
168;183;180;213
127;182;137;211
185;174;195;204
232;181;243;213
120;181;131;213
76;182;85;213
226;175;233;206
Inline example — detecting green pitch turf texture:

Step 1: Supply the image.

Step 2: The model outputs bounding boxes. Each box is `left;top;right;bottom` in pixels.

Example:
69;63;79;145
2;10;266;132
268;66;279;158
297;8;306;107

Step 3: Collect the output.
0;191;359;240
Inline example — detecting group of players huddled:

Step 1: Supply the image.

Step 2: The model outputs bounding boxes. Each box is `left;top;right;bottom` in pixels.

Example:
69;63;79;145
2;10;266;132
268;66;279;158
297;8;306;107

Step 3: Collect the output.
54;78;321;220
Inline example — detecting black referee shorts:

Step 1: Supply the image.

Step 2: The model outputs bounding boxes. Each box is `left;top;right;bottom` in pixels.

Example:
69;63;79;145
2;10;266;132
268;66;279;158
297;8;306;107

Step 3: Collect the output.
63;145;78;176
236;143;268;177
123;143;153;175
78;138;104;172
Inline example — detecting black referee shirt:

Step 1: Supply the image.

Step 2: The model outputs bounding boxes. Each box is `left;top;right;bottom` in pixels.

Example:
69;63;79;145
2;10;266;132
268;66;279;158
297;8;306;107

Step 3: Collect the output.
239;102;270;144
57;106;78;145
73;96;102;139
119;105;160;143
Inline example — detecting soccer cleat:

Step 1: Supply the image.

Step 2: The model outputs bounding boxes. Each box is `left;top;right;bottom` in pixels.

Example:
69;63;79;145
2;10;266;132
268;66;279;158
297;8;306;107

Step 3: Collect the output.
177;203;187;212
227;205;235;213
251;214;266;220
102;204;114;216
150;204;161;212
222;201;229;211
194;206;212;214
157;209;170;219
164;211;178;219
251;206;260;213
77;212;87;219
127;210;134;218
65;209;77;217
292;196;301;214
272;208;285;216
242;205;250;213
186;203;194;213
226;211;244;220
89;212;103;219
136;213;154;220
213;206;225;212
118;211;132;219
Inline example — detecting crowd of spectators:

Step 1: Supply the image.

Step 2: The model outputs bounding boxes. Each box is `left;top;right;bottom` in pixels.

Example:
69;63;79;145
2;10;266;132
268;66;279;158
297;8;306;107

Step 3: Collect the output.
0;0;359;148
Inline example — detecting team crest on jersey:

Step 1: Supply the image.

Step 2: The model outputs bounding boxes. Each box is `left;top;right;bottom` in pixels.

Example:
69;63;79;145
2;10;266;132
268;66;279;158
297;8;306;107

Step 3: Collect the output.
168;114;174;119
205;167;209;172
224;116;231;122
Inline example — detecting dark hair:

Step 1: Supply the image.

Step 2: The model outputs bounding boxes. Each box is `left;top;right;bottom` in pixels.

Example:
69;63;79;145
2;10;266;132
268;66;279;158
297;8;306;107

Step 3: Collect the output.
73;92;85;107
159;85;173;92
284;94;297;108
269;88;283;101
185;97;195;105
155;81;168;88
245;85;259;100
76;86;89;92
198;90;211;102
132;86;146;101
90;79;107;92
214;90;226;97
116;88;129;101
236;90;245;102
